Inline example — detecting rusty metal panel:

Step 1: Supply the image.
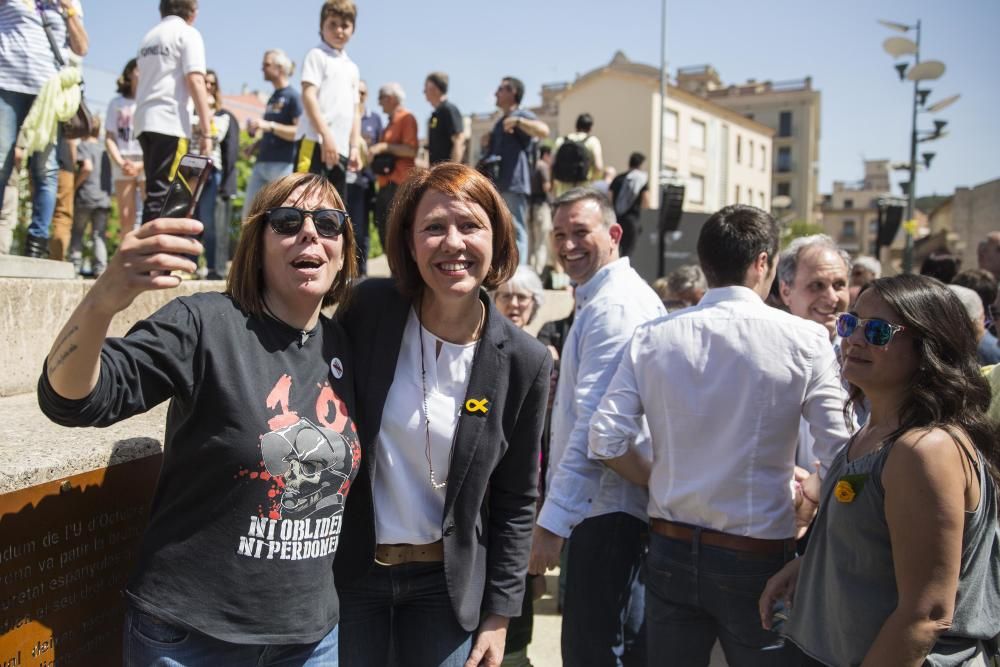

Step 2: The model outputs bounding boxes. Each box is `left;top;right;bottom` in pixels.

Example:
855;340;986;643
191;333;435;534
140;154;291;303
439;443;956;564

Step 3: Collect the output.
1;454;162;666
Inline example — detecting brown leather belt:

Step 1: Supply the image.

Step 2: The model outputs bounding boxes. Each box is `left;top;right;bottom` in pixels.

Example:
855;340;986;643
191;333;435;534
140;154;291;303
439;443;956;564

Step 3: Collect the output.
649;519;794;555
375;541;444;566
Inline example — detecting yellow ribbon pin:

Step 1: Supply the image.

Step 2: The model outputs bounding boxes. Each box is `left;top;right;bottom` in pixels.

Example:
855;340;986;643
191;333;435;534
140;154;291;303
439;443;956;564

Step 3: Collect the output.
465;398;489;415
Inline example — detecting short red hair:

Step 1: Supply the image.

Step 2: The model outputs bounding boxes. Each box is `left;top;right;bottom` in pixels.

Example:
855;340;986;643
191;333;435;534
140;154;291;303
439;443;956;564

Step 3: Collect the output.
386;163;518;298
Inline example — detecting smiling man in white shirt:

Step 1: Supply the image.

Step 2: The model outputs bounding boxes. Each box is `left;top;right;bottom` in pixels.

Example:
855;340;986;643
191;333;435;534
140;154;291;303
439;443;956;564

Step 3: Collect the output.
529;187;665;666
589;204;849;664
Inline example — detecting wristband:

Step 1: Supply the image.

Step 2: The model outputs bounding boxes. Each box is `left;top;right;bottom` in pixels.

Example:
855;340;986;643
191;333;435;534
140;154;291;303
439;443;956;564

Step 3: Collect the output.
65;6;77;18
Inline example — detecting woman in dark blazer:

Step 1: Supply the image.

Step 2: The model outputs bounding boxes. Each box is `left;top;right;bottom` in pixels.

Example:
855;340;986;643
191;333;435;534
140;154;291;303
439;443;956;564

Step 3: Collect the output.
336;162;552;667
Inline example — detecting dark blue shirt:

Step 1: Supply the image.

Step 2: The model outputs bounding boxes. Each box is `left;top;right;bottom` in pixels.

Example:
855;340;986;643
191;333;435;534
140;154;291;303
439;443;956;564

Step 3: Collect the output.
257;86;302;164
489;109;537;195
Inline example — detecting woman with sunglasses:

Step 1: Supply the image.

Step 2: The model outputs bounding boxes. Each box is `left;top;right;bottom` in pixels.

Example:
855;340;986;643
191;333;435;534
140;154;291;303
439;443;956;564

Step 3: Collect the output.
335;162;552;667
760;274;1000;665
38;173;360;664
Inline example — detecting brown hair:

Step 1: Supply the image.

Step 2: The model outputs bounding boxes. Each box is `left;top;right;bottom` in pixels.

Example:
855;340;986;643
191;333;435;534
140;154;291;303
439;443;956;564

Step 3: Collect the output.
386;162;518;298
320;0;357;28
226;173;357;315
160;0;197;20
426;71;449;95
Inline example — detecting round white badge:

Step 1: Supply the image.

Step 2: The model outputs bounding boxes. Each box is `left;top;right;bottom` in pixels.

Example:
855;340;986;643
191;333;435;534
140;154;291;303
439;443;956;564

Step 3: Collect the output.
330;357;344;379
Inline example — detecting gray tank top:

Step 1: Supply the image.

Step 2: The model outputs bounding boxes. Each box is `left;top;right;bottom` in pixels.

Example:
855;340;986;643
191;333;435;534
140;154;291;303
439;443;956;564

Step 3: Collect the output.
785;436;1000;666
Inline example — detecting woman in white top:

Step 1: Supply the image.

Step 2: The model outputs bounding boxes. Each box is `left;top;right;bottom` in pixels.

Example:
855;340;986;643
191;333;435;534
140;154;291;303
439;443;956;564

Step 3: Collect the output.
336;163;552;667
104;58;143;235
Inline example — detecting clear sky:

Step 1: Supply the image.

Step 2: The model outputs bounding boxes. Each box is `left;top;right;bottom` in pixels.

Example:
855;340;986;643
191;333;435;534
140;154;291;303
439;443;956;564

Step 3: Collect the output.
81;0;999;199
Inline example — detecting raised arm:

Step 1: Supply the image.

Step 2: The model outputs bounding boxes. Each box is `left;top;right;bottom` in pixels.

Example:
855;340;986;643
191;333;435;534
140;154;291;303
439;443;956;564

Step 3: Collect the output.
45;218;203;400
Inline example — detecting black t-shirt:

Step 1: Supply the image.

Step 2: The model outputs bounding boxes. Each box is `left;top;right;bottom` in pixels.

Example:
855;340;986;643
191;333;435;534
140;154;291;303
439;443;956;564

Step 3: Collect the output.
428;99;463;164
38;293;360;644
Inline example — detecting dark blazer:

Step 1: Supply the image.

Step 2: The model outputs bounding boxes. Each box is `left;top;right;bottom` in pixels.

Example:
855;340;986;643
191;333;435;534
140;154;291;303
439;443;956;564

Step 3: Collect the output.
335;278;551;631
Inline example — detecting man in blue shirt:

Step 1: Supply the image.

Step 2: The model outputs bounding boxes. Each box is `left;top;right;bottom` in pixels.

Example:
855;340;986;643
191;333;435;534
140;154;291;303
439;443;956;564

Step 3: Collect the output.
244;49;302;208
486;76;549;265
529;188;665;666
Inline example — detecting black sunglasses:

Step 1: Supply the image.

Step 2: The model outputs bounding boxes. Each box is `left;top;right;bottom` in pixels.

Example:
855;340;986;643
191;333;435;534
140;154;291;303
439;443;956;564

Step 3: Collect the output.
836;313;906;347
265;207;348;238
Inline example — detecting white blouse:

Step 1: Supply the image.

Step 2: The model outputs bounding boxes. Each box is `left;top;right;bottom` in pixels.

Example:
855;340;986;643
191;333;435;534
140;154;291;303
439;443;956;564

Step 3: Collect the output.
373;309;476;545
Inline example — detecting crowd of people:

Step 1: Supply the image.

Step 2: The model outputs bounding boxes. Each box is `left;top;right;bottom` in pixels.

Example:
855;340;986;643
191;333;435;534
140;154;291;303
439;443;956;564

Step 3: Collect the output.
13;1;1000;666
1;0;641;285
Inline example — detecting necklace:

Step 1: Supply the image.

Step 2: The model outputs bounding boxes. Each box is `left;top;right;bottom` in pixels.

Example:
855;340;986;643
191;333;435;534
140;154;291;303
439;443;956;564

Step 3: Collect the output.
417;296;486;490
262;298;315;348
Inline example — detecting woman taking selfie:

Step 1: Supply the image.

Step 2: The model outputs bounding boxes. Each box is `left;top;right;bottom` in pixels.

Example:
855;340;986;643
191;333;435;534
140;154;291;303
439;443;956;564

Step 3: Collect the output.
38;172;359;664
336;162;551;667
760;274;1000;665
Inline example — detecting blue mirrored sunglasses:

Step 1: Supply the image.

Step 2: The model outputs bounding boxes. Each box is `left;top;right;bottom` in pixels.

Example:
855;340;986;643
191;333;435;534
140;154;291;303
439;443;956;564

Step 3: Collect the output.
836;313;906;347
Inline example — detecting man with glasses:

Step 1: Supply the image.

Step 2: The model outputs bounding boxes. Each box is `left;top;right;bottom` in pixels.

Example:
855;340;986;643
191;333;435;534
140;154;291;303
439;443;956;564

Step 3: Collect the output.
485;77;549;265
135;0;213;224
244;49;302;208
589;205;848;664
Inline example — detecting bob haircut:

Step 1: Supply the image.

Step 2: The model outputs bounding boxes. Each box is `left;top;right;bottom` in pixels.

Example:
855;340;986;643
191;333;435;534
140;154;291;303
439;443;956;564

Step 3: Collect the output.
385;162;518;299
226;172;357;315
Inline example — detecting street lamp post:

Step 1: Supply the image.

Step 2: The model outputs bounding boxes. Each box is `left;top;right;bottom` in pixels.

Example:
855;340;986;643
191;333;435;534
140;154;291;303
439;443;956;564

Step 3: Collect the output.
879;19;957;272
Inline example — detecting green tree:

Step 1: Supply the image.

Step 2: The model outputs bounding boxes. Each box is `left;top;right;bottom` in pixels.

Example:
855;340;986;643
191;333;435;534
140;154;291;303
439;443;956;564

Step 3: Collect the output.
780;220;825;248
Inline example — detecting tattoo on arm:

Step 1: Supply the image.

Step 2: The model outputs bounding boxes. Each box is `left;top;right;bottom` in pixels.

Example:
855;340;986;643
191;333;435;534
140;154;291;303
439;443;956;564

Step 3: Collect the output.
47;343;79;377
51;325;79;360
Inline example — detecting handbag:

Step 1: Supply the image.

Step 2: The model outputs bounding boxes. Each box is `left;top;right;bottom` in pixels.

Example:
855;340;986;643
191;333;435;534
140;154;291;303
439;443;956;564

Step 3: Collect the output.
371;152;396;176
37;4;95;140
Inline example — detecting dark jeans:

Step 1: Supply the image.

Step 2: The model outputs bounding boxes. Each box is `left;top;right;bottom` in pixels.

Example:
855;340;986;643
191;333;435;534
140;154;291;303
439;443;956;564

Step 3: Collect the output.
374;182;398;252
345;179;372;275
645;531;797;666
562;513;646;667
123;606;339;666
139;131;183;224
337;562;472;667
617;213;639;258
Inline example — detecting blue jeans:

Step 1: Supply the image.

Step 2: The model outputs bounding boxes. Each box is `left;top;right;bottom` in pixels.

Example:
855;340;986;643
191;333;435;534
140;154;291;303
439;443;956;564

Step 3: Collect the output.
645;531;796;666
562;512;646;667
245;160;294;212
501;190;528;265
0;89;59;238
196;170;221;272
123;606;339;666
345;179;371;276
338;562;473;667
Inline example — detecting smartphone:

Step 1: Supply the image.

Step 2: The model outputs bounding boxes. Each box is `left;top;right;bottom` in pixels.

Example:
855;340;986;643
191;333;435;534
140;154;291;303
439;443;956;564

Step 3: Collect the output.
160;153;213;219
158;154;212;269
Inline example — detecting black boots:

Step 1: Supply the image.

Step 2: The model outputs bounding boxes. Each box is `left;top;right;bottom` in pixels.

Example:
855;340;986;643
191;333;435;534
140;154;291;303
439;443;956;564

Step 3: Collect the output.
23;233;48;258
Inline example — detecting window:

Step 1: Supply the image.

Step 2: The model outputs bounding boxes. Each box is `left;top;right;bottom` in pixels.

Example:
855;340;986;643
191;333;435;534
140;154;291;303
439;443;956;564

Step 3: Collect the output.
759;191;766;209
748;140;754;168
844;199;854;210
869;220;879;238
745;112;755;121
777;147;792;173
779;111;792;137
736;136;742;163
760;145;766;171
690;120;706;150
842;220;857;239
689;174;705;203
776;182;791;197
663;108;678;142
748;188;753;204
735;185;741;203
